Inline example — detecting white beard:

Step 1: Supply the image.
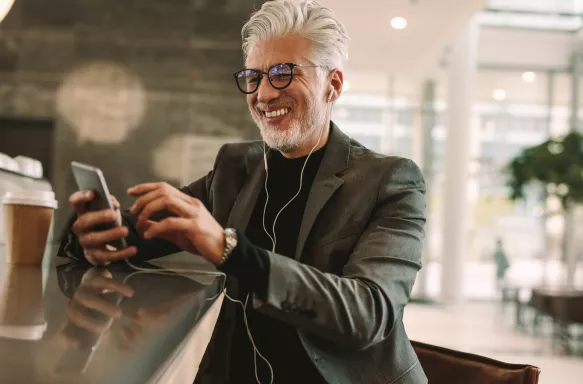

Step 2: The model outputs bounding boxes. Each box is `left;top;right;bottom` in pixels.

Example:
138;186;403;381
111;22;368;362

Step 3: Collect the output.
251;98;326;153
256;117;306;153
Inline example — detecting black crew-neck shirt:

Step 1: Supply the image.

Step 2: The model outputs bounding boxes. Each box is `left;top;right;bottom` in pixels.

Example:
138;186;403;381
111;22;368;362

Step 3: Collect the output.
226;145;328;383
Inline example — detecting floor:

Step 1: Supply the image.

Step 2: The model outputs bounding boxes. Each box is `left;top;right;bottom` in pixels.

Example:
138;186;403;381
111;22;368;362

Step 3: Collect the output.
404;302;583;384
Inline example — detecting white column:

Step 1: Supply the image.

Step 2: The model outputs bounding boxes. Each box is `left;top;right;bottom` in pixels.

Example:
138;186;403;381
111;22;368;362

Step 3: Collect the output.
415;79;436;299
381;76;396;155
441;16;478;304
542;71;555;286
565;54;581;288
570;54;581;132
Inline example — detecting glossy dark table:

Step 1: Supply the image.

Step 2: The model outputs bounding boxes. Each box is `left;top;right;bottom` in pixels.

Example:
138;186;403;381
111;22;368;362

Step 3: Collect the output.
0;244;224;384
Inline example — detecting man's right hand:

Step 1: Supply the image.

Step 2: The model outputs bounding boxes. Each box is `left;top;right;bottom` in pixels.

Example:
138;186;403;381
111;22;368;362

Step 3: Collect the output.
69;190;137;265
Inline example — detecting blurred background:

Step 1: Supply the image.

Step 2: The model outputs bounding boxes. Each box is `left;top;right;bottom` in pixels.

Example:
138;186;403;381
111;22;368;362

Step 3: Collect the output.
0;0;582;382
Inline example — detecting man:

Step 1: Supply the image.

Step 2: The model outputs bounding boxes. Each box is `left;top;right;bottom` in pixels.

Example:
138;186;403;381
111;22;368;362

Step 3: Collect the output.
493;238;510;302
62;0;428;383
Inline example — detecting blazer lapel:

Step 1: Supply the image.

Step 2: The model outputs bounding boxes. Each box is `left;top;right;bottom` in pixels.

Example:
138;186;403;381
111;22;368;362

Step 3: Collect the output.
226;145;265;232
295;123;350;260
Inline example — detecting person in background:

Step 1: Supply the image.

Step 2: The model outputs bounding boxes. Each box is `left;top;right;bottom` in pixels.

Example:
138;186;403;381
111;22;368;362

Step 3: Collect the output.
494;238;511;294
60;1;428;383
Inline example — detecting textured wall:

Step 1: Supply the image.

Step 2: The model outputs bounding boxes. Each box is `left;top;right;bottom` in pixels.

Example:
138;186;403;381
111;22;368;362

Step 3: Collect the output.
0;0;262;233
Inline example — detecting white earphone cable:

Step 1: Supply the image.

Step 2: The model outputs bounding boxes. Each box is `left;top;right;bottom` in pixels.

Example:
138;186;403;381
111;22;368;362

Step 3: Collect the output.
262;88;333;254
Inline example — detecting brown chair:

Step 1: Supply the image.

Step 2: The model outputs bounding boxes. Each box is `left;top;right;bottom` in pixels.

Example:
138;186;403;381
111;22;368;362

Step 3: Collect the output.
411;340;540;384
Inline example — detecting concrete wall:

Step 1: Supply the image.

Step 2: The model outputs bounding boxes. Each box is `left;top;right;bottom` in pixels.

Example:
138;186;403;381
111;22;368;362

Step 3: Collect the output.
0;0;261;233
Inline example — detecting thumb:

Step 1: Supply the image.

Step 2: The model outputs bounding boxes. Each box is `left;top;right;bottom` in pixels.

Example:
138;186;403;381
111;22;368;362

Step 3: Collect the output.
110;195;123;225
110;195;120;210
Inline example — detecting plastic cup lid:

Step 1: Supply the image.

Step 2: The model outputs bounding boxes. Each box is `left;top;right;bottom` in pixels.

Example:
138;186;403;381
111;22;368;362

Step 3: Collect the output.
0;322;47;341
1;190;58;209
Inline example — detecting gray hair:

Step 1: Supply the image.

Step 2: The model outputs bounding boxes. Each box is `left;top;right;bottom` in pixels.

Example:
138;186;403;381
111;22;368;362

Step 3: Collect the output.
241;0;349;71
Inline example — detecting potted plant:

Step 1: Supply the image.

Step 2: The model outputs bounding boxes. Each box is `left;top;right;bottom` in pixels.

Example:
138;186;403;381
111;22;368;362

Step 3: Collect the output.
506;131;583;288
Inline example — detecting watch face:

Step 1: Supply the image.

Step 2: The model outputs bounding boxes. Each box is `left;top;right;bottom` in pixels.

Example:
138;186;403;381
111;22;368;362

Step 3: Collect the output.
225;228;238;250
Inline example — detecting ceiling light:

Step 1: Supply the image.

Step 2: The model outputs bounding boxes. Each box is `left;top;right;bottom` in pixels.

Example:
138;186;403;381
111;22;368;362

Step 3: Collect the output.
390;17;407;30
522;71;536;82
343;80;351;91
0;0;15;24
492;89;506;101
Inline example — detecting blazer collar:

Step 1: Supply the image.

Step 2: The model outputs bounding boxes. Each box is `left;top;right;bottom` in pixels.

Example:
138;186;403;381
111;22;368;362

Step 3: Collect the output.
318;121;351;177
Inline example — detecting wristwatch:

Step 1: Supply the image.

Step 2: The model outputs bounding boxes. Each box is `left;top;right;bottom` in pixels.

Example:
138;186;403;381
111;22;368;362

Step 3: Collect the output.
217;228;238;267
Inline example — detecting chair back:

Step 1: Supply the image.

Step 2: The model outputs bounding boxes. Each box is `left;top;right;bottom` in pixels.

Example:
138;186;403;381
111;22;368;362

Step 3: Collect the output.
411;340;540;384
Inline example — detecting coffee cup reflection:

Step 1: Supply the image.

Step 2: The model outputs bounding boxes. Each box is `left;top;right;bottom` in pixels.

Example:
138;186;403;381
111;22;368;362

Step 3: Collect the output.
0;265;47;341
56;268;133;374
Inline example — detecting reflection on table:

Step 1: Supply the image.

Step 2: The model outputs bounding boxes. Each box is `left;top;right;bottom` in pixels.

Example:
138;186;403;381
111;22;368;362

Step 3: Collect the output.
0;245;224;384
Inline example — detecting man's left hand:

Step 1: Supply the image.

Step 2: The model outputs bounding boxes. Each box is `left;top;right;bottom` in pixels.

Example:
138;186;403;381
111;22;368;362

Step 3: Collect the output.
128;182;224;264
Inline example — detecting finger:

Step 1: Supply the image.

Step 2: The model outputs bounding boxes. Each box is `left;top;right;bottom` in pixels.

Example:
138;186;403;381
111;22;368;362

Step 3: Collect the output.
127;182;165;197
137;195;195;225
74;288;123;318
72;209;117;236
81;268;113;284
129;183;190;217
129;187;167;216
129;183;190;216
89;246;138;263
66;300;110;334
78;226;129;249
135;219;156;236
69;190;95;215
84;250;111;267
144;217;192;240
85;276;135;297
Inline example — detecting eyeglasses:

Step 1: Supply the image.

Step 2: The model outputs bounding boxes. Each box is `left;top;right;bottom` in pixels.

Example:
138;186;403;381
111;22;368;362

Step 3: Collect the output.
233;62;319;94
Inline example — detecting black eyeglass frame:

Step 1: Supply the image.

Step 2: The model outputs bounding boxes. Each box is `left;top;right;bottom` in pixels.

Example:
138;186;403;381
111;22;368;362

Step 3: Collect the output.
233;62;320;94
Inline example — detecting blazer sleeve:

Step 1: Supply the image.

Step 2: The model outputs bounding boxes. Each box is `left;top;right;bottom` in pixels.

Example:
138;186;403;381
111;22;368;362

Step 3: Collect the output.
59;145;227;262
251;158;426;351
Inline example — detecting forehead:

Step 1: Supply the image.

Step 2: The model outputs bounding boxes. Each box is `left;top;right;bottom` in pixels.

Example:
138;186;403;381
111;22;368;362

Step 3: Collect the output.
245;35;312;69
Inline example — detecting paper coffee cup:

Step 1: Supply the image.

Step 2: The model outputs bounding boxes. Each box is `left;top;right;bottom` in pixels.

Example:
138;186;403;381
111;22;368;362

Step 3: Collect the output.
0;265;47;341
2;191;58;265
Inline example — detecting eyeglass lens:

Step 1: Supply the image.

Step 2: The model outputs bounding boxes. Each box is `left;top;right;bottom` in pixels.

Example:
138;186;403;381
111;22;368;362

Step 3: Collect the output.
235;63;294;93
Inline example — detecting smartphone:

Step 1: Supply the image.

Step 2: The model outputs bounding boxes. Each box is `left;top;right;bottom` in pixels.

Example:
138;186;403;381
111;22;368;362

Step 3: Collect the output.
71;161;127;250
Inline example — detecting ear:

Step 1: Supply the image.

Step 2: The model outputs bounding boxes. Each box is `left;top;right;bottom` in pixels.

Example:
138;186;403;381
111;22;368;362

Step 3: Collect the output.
326;69;344;103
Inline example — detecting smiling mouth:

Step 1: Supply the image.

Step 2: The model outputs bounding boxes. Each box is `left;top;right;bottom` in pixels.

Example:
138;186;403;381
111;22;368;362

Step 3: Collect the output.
262;108;291;118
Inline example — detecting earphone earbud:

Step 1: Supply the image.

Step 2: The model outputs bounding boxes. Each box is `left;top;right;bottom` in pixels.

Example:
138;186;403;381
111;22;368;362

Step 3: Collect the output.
328;88;334;102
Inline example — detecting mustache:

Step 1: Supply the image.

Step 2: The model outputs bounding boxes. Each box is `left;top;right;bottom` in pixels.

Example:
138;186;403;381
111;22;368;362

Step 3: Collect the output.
254;100;293;111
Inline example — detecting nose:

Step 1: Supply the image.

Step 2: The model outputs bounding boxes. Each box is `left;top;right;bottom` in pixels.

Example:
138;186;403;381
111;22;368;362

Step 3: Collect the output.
256;75;280;104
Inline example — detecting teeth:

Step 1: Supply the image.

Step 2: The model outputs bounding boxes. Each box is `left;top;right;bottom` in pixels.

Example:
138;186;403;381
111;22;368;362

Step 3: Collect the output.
264;108;289;118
